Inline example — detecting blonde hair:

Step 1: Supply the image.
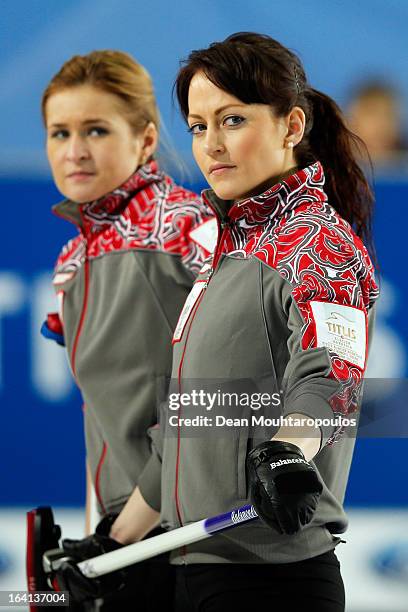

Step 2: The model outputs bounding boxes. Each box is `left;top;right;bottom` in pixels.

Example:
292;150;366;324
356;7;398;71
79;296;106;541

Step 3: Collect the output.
42;50;159;134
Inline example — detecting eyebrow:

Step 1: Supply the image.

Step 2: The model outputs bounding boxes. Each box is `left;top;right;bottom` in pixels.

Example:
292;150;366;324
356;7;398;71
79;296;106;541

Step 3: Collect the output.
188;103;247;120
48;118;111;128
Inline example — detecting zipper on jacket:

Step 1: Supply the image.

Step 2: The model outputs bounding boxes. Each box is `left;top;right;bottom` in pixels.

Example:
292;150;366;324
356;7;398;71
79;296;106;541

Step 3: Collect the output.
71;256;90;379
70;206;90;380
174;288;207;531
173;214;230;539
211;218;230;271
53;206;89;382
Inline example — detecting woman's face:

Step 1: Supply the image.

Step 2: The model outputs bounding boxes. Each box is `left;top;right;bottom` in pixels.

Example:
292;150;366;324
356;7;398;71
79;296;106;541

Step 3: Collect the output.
187;72;301;201
46;84;155;203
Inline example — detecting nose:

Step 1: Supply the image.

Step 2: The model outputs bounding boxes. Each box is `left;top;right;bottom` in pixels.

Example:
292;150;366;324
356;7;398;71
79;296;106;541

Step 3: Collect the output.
65;134;90;162
203;128;225;156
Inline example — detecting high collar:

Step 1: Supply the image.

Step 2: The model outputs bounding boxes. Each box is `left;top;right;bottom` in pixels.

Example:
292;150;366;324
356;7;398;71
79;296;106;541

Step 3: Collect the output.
202;162;326;226
53;160;164;230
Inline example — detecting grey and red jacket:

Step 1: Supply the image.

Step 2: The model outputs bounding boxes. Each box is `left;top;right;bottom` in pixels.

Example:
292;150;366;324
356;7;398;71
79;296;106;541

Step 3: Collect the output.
42;160;215;515
154;162;379;564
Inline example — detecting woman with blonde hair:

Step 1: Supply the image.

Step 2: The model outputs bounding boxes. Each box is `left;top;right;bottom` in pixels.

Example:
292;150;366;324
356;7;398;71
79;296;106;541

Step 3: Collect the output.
41;49;214;610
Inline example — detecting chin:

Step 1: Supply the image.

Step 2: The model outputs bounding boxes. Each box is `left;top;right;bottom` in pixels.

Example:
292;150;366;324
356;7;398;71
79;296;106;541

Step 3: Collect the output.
63;185;104;204
64;191;92;204
211;186;241;201
209;177;253;201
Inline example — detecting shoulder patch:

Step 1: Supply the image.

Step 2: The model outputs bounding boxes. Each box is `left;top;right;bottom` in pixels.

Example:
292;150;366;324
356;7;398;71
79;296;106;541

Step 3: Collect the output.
310;301;367;369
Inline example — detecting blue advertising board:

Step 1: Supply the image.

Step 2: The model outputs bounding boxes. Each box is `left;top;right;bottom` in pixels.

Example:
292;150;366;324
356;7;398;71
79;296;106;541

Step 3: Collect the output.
0;177;407;507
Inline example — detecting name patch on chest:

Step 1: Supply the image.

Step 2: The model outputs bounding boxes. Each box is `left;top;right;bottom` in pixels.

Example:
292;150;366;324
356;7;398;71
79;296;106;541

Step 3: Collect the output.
53;271;75;285
310;301;367;369
189;218;218;254
173;281;206;343
56;290;65;323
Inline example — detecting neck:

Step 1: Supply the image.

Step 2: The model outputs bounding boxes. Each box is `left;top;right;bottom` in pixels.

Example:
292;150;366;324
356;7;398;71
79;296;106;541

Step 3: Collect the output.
236;165;299;203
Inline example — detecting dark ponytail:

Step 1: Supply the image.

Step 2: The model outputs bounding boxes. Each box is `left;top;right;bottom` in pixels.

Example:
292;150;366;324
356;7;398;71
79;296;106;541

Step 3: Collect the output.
175;32;375;257
298;87;374;252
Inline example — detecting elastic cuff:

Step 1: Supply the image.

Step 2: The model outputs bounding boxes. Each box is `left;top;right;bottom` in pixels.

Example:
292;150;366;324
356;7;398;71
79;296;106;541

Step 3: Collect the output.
41;320;65;346
138;453;162;512
283;392;336;450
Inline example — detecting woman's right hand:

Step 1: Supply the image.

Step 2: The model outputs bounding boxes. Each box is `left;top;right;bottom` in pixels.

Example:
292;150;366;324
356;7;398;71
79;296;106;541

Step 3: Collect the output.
56;514;126;603
246;440;323;534
63;512;122;560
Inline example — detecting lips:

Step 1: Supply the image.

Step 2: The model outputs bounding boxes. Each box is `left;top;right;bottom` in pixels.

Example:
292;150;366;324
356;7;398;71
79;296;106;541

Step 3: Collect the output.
68;170;93;177
209;164;236;176
67;171;95;178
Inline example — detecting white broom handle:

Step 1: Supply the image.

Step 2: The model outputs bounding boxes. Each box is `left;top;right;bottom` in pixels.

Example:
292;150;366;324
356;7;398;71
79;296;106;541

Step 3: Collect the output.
78;504;258;578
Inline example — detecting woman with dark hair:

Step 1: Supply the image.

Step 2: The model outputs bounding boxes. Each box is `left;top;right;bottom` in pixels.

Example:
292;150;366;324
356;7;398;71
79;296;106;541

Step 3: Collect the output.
160;32;378;611
56;34;379;611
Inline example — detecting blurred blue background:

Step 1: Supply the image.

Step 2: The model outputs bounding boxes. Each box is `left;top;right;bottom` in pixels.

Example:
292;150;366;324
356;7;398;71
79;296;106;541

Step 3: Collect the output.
1;2;407;608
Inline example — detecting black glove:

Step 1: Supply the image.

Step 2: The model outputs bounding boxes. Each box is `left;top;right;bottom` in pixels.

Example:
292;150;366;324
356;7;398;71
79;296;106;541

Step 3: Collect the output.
55;513;125;603
247;440;323;535
53;559;108;604
62;513;121;561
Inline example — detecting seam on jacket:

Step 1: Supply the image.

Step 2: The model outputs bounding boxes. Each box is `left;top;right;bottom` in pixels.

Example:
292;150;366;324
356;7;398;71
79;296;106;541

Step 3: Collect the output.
85;247;187;263
94;442;107;515
258;260;280;396
174;289;207;530
130;250;175;336
104;493;132;506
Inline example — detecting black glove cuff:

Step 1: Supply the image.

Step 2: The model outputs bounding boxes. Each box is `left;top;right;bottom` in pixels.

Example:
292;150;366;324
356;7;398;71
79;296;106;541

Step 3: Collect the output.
247;440;305;468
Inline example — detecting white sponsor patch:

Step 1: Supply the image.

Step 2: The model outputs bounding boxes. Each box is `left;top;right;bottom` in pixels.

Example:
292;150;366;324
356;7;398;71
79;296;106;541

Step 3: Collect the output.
57;291;65;324
173;281;206;343
310;301;367;369
53;272;75;285
189;218;218;253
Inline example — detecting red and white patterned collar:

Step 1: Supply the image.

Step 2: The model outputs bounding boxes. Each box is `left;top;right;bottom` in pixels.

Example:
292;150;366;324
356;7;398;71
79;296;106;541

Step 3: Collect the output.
202;162;326;226
53;160;165;230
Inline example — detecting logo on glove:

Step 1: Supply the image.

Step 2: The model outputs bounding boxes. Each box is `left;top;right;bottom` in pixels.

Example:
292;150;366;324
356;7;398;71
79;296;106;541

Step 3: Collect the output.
269;458;307;470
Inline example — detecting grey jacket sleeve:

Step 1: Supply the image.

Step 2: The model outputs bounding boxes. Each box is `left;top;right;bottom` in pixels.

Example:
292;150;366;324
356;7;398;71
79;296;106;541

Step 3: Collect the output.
282;295;346;448
280;278;375;449
138;425;163;512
